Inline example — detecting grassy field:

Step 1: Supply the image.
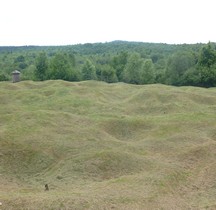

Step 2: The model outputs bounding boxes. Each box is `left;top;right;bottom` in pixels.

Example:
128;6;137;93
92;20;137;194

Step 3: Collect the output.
0;80;216;210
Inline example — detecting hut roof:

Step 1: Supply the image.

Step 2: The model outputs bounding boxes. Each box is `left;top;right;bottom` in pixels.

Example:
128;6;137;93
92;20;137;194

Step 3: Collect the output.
12;70;21;74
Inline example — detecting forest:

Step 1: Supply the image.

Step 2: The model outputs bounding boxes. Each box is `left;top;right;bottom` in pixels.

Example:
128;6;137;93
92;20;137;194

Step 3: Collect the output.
0;41;216;87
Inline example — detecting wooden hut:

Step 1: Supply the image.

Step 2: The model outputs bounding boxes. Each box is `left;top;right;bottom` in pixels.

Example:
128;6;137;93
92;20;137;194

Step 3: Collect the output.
12;70;21;83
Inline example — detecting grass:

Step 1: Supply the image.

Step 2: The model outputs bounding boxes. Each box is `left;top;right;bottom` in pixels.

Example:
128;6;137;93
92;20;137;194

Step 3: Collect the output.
0;80;216;209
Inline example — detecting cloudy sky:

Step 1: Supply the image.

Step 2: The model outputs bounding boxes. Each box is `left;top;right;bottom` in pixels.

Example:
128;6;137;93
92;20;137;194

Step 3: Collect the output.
0;0;215;46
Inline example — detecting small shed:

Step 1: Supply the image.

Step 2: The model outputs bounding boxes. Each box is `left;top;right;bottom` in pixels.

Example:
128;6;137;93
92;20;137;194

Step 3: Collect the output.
12;70;21;83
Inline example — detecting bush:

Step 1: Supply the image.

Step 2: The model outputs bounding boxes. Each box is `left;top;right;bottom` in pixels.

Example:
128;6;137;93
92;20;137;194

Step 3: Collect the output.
0;73;9;81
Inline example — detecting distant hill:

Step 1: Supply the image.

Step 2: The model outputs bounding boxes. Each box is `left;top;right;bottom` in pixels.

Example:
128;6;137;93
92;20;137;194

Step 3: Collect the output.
0;40;208;55
1;80;216;209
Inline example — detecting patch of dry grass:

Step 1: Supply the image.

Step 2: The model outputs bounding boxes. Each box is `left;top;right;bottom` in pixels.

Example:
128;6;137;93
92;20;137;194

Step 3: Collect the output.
0;80;216;209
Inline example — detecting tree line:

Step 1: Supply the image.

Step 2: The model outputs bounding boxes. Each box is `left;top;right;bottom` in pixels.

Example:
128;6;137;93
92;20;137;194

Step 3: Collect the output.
0;41;216;87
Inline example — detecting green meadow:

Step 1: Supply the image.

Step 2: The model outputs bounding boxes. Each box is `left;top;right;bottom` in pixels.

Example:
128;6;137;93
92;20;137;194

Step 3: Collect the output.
0;80;216;209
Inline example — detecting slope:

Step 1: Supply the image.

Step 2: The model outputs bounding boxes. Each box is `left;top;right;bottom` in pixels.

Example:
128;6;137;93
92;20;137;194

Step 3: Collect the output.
0;80;216;209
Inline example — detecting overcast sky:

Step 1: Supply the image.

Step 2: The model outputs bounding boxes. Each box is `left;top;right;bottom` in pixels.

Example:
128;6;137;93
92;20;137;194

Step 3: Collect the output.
0;0;215;46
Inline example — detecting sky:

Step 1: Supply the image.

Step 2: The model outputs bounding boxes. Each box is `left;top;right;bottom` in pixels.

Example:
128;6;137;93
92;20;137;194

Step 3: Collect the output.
0;0;215;46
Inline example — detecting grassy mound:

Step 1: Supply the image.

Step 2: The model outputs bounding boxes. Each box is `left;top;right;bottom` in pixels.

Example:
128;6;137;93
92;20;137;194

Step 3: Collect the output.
1;80;216;209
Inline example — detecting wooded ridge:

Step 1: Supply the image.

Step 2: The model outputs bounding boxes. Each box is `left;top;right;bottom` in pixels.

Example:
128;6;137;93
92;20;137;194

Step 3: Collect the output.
1;41;216;87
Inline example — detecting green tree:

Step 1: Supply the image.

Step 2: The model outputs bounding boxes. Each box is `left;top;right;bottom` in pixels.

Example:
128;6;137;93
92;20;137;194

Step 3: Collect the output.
22;65;36;81
181;67;201;86
101;65;118;83
111;52;128;81
197;43;216;87
140;59;155;84
82;60;97;80
0;73;9;81
49;53;71;80
198;42;216;68
68;53;76;67
198;65;216;87
68;67;82;82
15;55;25;63
122;53;143;84
35;52;48;81
166;52;195;85
14;55;27;70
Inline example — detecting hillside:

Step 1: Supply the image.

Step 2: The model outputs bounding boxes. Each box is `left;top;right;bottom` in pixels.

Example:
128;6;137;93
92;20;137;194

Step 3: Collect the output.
0;80;216;210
